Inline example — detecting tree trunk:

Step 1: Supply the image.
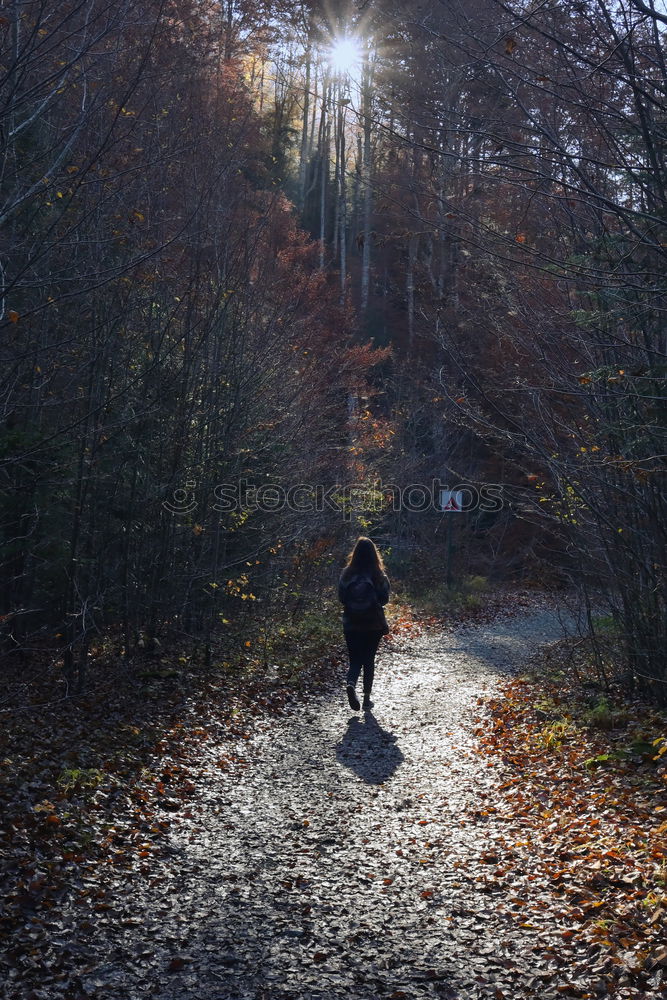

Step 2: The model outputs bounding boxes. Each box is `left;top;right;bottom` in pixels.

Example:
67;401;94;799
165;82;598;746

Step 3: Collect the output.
298;31;313;208
319;80;330;268
338;86;347;301
360;47;374;312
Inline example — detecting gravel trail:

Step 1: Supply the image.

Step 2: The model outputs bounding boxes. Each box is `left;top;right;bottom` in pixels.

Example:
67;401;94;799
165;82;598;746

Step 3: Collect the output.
82;605;585;1000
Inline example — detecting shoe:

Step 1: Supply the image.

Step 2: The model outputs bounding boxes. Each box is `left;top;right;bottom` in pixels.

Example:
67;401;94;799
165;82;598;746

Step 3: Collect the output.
346;685;360;711
362;694;372;711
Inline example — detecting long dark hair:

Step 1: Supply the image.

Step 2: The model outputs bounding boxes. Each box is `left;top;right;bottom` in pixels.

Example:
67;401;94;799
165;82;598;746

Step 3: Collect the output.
342;536;385;582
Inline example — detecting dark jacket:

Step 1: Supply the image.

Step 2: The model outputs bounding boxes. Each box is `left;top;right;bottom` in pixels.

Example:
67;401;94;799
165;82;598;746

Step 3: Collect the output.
338;570;390;633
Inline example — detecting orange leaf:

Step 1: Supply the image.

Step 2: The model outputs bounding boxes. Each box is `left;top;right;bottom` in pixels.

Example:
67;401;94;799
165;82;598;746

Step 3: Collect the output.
8;310;19;323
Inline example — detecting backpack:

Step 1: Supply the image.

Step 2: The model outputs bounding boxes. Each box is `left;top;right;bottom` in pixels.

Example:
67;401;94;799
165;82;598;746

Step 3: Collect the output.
344;574;378;617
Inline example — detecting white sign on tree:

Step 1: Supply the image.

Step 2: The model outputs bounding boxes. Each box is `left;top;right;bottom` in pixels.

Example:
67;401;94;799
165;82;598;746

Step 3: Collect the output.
439;490;464;512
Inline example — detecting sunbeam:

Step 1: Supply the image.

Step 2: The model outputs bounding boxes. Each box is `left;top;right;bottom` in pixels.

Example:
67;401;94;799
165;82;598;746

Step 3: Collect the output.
328;36;363;77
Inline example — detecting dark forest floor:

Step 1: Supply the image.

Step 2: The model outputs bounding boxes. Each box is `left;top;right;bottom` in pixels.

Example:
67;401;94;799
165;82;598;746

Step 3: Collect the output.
1;592;666;999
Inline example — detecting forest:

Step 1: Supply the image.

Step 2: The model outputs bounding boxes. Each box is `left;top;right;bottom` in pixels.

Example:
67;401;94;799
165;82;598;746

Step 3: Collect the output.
2;0;665;694
1;1;666;997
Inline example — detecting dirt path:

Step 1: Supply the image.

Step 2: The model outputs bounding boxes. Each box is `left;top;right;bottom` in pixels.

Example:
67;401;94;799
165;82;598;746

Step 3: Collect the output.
75;606;587;1000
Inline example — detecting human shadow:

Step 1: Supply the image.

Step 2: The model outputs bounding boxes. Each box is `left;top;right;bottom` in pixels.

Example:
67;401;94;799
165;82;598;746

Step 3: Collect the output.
335;712;404;785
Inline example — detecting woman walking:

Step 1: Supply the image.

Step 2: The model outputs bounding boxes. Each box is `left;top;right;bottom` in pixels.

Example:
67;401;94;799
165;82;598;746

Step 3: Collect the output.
338;537;390;712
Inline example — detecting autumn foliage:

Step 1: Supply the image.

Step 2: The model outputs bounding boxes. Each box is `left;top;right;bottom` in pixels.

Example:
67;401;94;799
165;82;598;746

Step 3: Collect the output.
476;662;667;993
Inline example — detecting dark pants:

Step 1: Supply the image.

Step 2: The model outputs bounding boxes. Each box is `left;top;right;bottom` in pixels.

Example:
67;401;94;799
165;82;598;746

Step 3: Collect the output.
344;629;383;695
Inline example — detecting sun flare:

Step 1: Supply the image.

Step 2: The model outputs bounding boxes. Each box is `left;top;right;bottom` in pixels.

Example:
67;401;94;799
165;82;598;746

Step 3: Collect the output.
329;36;363;76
